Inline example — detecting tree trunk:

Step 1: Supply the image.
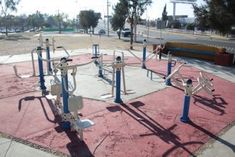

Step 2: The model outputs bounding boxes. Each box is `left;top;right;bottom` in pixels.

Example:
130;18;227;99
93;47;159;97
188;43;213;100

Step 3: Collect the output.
134;14;137;42
130;15;134;50
118;28;121;39
59;22;62;34
5;25;8;37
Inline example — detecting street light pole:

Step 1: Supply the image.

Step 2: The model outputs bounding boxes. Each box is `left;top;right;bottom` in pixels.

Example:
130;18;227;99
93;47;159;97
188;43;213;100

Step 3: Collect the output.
107;0;110;36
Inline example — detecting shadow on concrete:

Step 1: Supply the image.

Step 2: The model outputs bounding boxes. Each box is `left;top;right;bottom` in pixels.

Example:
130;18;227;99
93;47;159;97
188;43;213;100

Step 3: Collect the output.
189;120;235;152
18;96;57;123
146;68;166;79
107;101;202;157
18;95;94;157
55;126;94;157
193;94;227;115
99;75;113;85
127;101;202;156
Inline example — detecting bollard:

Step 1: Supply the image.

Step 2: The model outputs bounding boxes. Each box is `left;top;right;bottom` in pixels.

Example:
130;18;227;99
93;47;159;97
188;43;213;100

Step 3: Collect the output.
142;39;147;69
180;79;193;123
92;44;99;59
37;46;47;94
45;39;52;74
114;56;123;103
165;52;172;86
98;63;103;77
60;58;71;129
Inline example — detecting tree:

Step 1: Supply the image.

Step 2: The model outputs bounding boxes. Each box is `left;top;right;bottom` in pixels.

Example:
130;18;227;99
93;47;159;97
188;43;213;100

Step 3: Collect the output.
194;0;235;35
193;5;209;31
128;0;152;49
45;15;58;28
12;15;27;31
111;0;129;39
0;0;20;36
27;11;45;31
56;12;68;33
162;4;168;22
78;10;101;34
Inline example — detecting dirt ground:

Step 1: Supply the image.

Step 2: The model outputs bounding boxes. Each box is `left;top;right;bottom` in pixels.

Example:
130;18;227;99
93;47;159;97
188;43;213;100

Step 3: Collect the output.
0;32;150;56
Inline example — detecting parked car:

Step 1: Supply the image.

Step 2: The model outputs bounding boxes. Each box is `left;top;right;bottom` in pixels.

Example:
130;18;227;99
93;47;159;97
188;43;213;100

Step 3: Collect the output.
117;28;131;37
99;29;106;35
121;28;131;37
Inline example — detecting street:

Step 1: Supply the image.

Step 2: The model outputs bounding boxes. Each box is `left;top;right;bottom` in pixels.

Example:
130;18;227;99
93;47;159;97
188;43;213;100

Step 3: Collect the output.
136;25;235;54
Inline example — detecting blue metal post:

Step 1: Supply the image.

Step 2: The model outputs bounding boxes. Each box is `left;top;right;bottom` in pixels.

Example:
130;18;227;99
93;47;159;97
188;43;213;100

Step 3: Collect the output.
114;69;122;103
98;64;103;77
142;39;147;69
165;53;172;86
180;79;192;123
114;56;122;103
61;72;71;129
92;44;99;58
95;45;97;57
92;44;99;64
45;39;52;74
37;46;47;94
180;95;191;123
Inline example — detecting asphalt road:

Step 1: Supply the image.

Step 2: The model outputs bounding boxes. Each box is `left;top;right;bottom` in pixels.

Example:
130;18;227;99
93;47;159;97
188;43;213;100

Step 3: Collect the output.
136;25;235;54
94;21;234;53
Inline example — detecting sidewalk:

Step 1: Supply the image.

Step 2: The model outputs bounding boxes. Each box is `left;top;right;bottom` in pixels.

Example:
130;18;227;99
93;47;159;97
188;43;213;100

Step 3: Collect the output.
0;136;59;157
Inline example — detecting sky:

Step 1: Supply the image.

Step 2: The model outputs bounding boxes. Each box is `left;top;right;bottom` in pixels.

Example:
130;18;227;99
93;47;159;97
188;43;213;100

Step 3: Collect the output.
14;0;204;20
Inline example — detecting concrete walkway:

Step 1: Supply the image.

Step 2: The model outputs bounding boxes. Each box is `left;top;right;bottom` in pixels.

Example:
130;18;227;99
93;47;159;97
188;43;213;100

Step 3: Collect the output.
197;126;235;157
0;137;58;157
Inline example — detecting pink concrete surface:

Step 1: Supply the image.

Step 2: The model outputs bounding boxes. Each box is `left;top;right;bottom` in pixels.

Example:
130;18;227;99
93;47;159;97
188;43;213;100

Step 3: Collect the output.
0;54;235;157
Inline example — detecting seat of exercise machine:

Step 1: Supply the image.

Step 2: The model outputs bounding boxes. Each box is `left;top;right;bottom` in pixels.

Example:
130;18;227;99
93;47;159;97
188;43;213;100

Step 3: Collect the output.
68;95;84;112
51;83;61;95
76;119;94;129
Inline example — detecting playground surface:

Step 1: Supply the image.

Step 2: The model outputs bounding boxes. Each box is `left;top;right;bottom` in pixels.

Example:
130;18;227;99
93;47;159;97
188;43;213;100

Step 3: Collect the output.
0;33;235;157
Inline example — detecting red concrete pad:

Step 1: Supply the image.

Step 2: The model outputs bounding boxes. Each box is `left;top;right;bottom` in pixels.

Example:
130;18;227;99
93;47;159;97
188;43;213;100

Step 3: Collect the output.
0;54;235;157
0;92;57;138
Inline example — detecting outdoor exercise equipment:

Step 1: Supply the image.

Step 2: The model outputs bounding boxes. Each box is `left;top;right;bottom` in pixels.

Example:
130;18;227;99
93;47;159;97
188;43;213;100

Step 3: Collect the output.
112;55;126;103
165;52;177;85
127;44;164;68
91;44;100;59
165;63;214;95
165;63;215;123
38;33;56;74
35;45;94;139
51;57;94;140
45;38;53;74
13;48;38;78
142;39;147;69
37;46;47;95
92;49;127;103
180;79;193;122
145;51;176;81
34;46;70;95
13;35;56;79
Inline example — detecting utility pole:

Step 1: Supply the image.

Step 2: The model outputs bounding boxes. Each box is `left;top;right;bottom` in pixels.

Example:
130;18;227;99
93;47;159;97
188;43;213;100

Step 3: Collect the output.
107;0;110;36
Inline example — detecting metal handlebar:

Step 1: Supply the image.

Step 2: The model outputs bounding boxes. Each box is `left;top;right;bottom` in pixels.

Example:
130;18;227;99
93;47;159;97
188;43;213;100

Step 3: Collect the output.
62;66;77;95
56;46;70;59
36;46;70;62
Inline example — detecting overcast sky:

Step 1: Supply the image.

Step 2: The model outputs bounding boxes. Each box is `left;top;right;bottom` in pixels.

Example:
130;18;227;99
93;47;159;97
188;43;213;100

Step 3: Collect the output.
15;0;204;19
